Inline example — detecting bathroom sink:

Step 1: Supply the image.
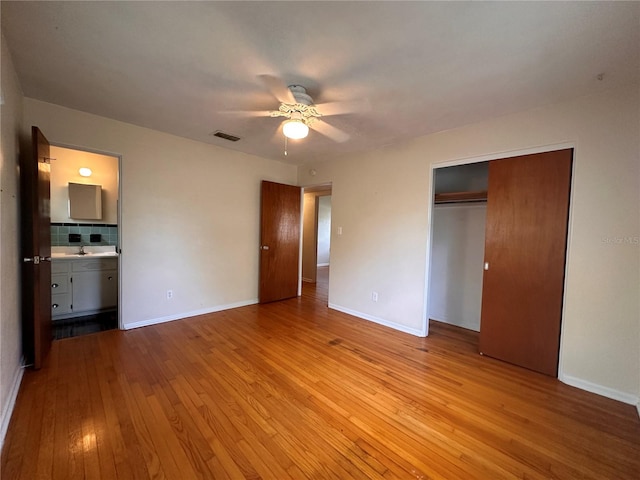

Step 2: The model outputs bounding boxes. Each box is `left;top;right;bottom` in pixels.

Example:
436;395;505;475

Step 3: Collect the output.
51;248;118;258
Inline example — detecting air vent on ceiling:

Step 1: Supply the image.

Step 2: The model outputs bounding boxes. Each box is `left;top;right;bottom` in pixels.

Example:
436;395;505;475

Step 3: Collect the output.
211;130;241;142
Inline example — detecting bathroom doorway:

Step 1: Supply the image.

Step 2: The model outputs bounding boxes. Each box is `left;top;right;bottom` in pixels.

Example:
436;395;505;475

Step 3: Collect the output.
49;145;120;339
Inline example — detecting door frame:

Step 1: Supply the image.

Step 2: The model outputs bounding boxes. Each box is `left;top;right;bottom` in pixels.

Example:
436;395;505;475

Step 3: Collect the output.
424;142;576;377
49;141;124;329
300;183;333;296
301;185;333;283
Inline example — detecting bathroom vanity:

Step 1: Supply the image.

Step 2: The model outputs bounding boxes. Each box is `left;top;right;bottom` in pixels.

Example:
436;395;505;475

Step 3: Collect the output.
51;247;118;320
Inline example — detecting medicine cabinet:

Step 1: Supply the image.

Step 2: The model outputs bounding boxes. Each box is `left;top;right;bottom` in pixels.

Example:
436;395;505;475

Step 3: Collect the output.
68;182;102;220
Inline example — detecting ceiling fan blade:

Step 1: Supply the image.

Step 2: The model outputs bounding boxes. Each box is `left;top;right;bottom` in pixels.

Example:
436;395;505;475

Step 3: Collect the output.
258;74;296;105
220;110;273;118
314;99;371;116
309;120;350;143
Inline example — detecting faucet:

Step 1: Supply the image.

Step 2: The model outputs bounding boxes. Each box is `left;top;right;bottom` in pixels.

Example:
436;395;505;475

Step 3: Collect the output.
78;245;86;255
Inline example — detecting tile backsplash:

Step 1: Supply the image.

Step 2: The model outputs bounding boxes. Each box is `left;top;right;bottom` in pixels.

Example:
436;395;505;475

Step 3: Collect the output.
51;223;118;246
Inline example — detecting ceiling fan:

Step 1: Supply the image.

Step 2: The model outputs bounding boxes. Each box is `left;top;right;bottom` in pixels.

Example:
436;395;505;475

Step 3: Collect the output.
233;74;368;144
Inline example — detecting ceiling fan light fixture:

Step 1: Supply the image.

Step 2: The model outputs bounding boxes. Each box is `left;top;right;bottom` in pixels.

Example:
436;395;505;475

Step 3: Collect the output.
283;119;309;139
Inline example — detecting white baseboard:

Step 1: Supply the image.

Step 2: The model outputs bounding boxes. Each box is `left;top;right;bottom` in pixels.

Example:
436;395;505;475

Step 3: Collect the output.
559;373;639;406
0;363;24;451
328;303;426;337
316;263;330;267
124;299;258;330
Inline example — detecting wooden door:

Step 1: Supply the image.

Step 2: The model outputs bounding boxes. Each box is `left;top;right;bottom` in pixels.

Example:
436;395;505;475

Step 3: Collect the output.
259;181;301;303
479;149;572;376
21;126;53;369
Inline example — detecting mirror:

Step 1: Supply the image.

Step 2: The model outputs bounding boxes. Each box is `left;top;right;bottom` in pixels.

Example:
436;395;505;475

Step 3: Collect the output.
68;182;102;220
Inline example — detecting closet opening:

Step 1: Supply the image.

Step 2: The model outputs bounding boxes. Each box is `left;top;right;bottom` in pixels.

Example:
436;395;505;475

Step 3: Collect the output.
426;148;573;377
428;162;488;334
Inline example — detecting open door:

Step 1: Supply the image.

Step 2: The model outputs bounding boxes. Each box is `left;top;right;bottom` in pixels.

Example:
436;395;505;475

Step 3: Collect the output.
21;126;53;369
479;149;572;376
259;181;301;303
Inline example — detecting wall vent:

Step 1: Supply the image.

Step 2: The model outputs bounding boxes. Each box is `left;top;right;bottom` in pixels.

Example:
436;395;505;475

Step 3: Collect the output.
211;131;241;142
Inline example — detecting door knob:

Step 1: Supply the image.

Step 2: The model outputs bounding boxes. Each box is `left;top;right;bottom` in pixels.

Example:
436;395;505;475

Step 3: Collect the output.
261;245;270;250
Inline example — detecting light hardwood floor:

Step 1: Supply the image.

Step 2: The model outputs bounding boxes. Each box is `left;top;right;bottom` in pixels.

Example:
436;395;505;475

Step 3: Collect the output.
2;267;639;479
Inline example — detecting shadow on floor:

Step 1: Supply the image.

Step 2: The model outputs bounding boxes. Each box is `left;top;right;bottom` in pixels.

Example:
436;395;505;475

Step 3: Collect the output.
53;310;118;340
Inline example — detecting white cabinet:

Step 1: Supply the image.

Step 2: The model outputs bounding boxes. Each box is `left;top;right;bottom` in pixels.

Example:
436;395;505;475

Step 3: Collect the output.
73;270;118;312
51;262;72;316
51;257;118;319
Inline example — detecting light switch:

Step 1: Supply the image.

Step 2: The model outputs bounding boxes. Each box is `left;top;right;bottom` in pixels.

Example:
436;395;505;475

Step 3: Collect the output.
337;227;343;235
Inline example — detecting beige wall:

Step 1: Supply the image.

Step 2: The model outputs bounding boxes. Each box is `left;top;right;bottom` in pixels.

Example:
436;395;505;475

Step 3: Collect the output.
0;36;24;447
24;98;297;329
50;146;119;224
299;84;640;404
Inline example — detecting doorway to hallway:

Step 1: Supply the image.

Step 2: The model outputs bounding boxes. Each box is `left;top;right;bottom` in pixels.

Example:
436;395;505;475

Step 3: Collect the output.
302;184;332;304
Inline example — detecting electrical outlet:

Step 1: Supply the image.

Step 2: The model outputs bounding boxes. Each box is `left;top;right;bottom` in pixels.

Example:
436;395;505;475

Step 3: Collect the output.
166;290;173;300
371;291;378;302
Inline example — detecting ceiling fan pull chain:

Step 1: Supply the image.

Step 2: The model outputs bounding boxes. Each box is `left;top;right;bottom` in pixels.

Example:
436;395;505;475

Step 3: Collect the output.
284;135;288;156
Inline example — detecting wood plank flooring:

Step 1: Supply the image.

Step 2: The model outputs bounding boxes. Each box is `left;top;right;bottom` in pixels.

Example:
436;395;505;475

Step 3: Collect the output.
2;267;639;479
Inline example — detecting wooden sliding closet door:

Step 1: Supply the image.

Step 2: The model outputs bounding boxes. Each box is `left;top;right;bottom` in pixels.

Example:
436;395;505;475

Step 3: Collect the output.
479;149;572;376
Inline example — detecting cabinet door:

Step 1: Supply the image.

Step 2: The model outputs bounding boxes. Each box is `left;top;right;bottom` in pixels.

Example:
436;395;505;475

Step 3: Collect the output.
72;270;118;313
51;264;72;317
51;273;69;294
52;293;72;316
101;270;118;308
479;149;572;377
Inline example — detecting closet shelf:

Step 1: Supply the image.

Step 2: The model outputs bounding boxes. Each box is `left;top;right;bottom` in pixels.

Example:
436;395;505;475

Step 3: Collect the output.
434;191;488;204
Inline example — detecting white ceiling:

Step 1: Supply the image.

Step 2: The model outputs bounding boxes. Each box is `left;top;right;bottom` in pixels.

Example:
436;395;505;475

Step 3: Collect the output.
2;1;638;165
